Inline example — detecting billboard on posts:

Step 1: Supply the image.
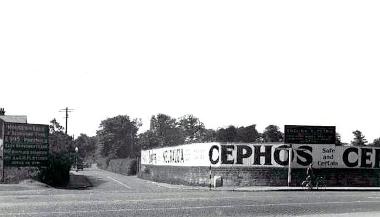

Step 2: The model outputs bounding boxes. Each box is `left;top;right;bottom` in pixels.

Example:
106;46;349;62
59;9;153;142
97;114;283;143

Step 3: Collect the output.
284;125;336;144
3;122;49;167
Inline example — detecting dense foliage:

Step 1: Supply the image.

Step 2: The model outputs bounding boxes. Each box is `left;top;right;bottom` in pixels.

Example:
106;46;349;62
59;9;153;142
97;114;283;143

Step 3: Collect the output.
37;119;74;187
49;119;75;154
216;125;260;143
351;130;368;146
262;125;284;142
74;134;96;162
372;138;380;147
96;115;141;159
38;152;73;187
139;114;216;149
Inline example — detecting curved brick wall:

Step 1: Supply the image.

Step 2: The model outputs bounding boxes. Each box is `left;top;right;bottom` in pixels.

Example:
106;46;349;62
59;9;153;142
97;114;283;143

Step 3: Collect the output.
139;165;289;186
139;143;380;187
138;165;380;187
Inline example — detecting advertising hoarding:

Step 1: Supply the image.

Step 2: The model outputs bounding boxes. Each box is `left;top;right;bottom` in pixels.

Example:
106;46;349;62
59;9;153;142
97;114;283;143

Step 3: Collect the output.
3;122;49;167
142;143;380;169
284;125;336;144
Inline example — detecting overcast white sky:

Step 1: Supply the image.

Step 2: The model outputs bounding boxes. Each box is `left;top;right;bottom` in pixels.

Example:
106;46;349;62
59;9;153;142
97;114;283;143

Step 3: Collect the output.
1;0;379;143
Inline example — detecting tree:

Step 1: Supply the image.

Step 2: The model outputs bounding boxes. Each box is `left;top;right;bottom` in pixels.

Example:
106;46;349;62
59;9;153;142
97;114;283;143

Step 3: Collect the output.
216;125;259;143
203;129;217;142
236;125;260;143
216;126;237;142
371;138;380;147
49;119;74;154
262;125;283;142
149;114;185;147
351;130;368;146
49;118;64;134
74;134;97;161
40;119;74;186
216;128;227;142
335;133;342;146
255;134;265;143
96;115;141;159
138;130;160;150
178;114;206;143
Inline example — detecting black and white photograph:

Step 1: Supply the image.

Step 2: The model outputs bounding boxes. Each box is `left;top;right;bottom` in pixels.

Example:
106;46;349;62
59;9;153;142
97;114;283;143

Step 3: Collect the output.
1;0;380;216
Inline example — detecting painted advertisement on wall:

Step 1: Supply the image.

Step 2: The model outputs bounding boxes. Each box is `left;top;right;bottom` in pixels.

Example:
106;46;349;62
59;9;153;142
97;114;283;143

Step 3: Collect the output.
293;144;380;169
141;143;219;167
141;143;288;167
207;143;289;167
142;143;380;169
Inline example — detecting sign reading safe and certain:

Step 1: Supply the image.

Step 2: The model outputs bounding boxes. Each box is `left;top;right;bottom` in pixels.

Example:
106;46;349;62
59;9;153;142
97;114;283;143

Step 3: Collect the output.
284;125;336;144
3;122;49;167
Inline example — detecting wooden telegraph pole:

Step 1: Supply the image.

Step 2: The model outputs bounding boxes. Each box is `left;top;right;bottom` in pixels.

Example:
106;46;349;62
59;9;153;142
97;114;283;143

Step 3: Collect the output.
59;107;74;135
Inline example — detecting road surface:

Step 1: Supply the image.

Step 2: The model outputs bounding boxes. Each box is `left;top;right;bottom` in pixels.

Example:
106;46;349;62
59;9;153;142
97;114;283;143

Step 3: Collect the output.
1;167;380;216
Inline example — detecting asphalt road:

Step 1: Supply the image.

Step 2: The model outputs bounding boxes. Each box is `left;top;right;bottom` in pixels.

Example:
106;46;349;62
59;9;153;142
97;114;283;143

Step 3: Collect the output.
2;167;380;216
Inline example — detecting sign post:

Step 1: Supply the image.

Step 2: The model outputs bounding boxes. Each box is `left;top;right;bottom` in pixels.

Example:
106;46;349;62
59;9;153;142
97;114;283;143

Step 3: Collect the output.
287;144;292;186
1;122;4;183
277;144;293;186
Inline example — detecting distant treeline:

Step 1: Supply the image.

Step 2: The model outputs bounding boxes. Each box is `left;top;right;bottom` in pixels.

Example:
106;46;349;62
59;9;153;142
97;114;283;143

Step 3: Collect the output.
47;113;380;163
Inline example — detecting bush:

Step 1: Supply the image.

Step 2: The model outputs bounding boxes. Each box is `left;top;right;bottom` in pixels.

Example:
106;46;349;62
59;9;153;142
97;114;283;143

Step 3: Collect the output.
96;157;109;170
38;152;73;187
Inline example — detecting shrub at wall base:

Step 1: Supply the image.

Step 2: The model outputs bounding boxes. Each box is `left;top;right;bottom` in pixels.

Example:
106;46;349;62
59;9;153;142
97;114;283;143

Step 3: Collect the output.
38;152;73;187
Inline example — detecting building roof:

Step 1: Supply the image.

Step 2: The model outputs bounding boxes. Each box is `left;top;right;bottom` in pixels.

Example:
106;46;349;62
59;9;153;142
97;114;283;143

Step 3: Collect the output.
0;115;27;123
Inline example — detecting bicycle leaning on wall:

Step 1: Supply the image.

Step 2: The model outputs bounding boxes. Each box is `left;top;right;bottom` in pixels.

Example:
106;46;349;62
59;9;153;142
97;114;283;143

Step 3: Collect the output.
301;163;327;190
301;175;327;190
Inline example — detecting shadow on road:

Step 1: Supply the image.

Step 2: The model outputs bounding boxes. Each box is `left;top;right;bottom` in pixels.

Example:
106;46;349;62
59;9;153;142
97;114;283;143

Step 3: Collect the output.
63;173;93;190
83;175;107;188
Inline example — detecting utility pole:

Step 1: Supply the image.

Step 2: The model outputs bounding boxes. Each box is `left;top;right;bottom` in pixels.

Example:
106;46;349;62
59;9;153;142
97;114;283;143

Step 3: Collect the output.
59;107;74;135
